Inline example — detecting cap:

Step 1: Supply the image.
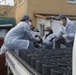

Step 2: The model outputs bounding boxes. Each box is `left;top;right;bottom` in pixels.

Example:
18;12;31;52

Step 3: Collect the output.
29;18;32;22
44;27;52;31
34;28;39;32
44;27;53;34
56;14;66;20
21;15;31;21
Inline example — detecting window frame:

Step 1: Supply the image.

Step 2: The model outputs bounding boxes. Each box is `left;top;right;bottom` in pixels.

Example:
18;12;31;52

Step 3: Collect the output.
14;2;17;8
19;0;24;5
68;0;76;4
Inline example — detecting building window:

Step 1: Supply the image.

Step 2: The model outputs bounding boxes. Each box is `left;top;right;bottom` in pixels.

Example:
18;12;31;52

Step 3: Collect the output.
14;2;17;7
19;0;24;4
68;0;76;3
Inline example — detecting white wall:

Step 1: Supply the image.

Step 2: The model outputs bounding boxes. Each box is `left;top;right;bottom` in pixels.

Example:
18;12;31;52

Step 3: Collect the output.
52;20;62;35
36;17;50;30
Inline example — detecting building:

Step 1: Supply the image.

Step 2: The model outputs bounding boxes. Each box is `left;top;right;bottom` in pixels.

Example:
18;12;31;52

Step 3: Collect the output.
0;5;16;37
14;0;76;35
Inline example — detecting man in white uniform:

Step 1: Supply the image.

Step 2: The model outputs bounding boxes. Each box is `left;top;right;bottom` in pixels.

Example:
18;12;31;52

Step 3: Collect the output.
55;14;76;48
3;15;37;53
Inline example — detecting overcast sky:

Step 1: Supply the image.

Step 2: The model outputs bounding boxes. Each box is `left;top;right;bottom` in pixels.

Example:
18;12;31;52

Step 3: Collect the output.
0;0;14;6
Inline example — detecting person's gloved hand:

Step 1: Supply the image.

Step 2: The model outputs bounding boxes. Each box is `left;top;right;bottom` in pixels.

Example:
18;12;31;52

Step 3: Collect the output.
36;37;42;43
33;41;40;48
36;37;40;41
62;34;67;39
35;35;38;37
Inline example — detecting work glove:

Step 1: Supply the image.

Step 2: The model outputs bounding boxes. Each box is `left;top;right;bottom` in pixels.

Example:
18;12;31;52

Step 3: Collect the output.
35;36;43;43
62;34;67;39
33;41;40;48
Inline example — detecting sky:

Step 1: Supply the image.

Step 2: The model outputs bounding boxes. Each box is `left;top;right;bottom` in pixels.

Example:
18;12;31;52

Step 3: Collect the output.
0;0;14;6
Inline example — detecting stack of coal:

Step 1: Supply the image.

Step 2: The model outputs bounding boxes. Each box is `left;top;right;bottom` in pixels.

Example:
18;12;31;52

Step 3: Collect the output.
18;48;72;75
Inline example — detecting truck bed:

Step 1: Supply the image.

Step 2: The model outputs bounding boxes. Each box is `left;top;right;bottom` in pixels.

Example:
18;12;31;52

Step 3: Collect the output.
6;48;72;75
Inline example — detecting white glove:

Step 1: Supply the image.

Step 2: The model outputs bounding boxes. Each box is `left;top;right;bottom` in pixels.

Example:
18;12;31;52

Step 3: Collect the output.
62;34;67;39
36;37;40;41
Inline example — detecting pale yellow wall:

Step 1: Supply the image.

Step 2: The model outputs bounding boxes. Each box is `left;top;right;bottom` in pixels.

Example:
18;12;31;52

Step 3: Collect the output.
15;0;76;25
15;0;27;23
27;0;76;26
28;0;76;15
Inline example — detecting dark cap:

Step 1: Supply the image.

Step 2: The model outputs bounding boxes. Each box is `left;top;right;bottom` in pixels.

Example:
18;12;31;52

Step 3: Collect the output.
44;27;52;31
21;15;31;21
56;14;66;20
30;25;35;30
29;18;32;22
44;27;53;34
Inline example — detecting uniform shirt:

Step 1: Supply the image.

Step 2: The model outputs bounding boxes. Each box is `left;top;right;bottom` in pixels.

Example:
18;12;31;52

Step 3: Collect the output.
56;18;76;43
31;31;40;38
43;34;53;43
4;22;36;50
42;34;53;48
